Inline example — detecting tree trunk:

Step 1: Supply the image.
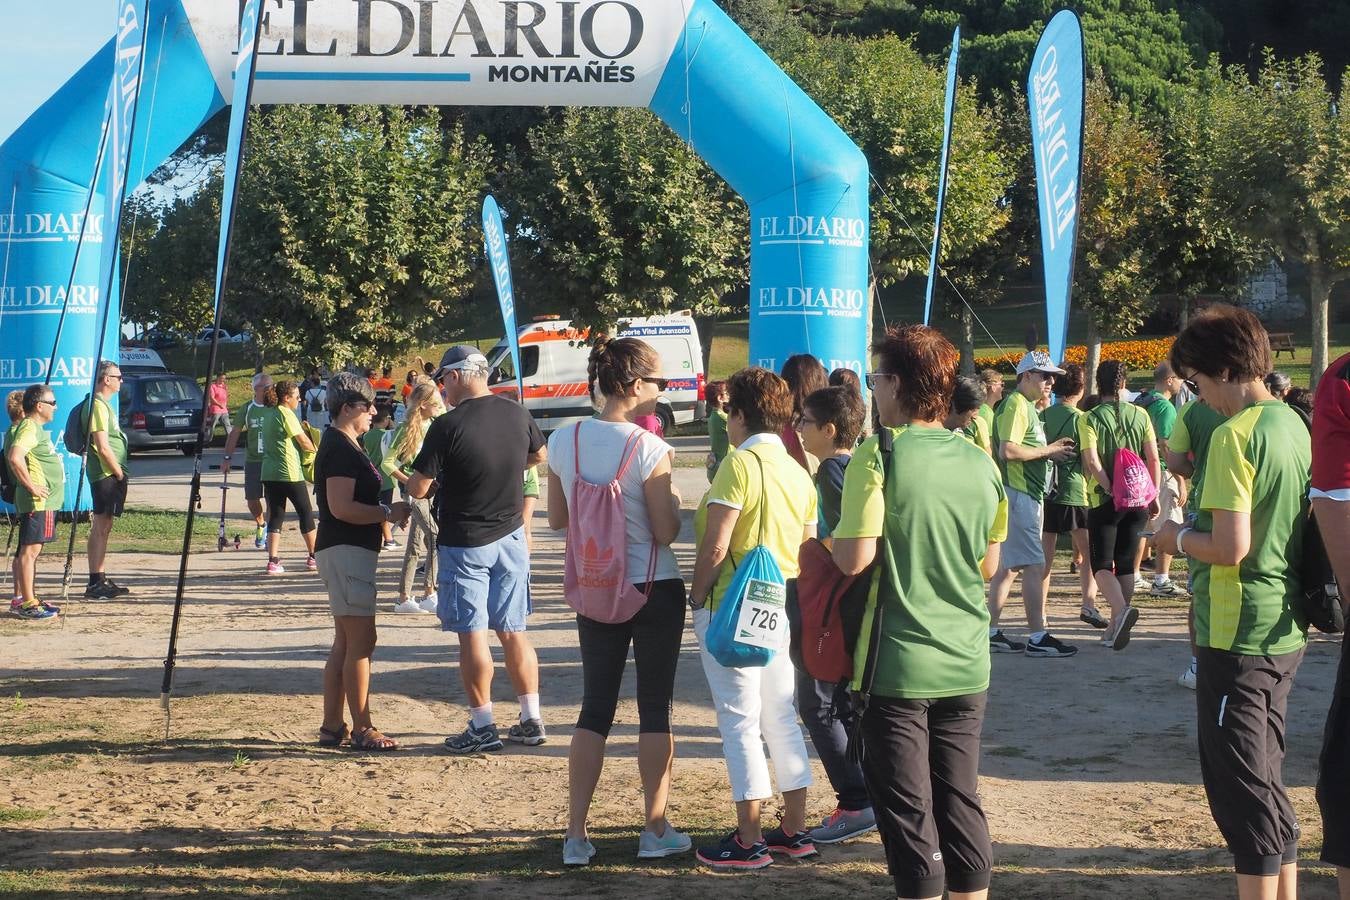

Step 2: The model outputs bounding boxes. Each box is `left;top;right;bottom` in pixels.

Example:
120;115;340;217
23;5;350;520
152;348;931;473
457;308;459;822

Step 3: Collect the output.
1309;264;1330;390
960;305;976;375
1085;319;1102;393
693;312;717;377
1179;295;1191;329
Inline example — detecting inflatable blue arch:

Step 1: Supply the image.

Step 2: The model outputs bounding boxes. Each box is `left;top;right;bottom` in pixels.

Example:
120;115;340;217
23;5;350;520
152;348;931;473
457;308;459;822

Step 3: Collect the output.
0;0;869;508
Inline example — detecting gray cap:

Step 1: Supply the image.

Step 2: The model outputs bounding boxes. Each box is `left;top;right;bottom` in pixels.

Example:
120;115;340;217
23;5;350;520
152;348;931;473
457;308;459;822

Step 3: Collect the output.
434;345;489;379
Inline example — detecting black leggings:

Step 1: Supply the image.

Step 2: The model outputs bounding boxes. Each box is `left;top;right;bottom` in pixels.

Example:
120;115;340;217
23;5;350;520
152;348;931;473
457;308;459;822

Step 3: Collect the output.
1087;503;1148;576
575;579;686;737
263;480;316;535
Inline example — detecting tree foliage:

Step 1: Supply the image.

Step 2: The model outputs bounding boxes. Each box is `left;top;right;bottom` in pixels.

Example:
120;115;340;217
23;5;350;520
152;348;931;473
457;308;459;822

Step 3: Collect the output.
1071;77;1168;381
508;107;748;332
1195;54;1349;384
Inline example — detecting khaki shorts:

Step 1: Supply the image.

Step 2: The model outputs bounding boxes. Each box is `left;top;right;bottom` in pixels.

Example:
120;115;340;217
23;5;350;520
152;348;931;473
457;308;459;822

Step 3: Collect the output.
1148;472;1185;531
316;546;378;617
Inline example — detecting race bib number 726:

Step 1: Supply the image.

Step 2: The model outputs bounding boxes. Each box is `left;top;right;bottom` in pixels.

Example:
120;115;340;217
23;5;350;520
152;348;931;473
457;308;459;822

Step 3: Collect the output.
734;578;788;651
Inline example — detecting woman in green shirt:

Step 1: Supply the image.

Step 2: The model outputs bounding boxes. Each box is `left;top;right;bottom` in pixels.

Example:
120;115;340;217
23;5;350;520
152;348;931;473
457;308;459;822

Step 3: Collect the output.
6;385;66;620
704;380;729;482
832;325;1006;900
261;380;317;574
1156;305;1311;897
1038;364;1104;629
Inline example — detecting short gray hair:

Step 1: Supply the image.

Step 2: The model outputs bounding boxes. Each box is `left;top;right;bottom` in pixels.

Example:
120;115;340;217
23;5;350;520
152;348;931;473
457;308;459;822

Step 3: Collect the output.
251;371;272;390
326;371;374;413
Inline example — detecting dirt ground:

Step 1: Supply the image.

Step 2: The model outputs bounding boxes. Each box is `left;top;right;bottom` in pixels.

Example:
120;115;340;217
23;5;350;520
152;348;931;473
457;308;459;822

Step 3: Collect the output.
0;455;1344;898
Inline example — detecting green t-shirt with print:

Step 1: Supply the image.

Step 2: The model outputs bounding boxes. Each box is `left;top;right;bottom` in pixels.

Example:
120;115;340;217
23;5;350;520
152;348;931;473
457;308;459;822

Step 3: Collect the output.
86;394;127;483
1135;389;1178;469
523;465;540;498
261;405;304;483
1192;400;1310;656
362;427;396;491
7;418;66;513
1170;399;1227;516
976;402;995;439
235;400;270;465
834;426;1008;700
993;391;1049;499
1040;403;1087;507
1076;402;1156;509
960;414;992;455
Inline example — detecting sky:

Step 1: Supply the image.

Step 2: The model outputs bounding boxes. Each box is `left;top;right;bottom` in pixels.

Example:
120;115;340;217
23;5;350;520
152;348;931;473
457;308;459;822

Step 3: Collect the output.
0;2;116;144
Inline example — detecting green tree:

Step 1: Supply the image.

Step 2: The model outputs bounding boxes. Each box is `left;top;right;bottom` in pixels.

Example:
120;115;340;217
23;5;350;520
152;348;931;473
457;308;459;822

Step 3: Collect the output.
508;107;748;334
229;105;491;369
1151;66;1264;323
1199;54;1348;385
775;33;1012;297
1071;77;1169;382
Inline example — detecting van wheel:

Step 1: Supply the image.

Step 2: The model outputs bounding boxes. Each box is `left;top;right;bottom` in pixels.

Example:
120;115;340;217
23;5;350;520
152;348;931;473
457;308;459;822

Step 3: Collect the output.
655;404;674;435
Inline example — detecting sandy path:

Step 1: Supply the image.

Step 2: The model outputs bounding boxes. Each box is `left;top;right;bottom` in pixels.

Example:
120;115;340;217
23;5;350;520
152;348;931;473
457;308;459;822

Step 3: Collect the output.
0;454;1343;897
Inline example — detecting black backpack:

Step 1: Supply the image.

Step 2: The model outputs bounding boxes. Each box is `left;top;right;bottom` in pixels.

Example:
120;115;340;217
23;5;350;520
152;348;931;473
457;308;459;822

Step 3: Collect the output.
63;396;92;455
1295;396;1343;634
0;439;14;504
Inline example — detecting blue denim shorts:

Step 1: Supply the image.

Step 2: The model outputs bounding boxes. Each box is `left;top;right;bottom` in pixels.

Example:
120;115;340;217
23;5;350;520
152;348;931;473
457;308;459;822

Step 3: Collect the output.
436;526;531;633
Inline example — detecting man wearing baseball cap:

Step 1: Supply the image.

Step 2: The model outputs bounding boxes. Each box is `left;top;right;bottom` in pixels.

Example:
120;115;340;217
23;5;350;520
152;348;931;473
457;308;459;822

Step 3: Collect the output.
406;345;548;752
987;350;1079;657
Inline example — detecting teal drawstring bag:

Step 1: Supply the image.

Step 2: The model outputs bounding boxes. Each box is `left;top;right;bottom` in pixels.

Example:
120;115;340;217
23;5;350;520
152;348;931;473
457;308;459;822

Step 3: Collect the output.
706;453;789;668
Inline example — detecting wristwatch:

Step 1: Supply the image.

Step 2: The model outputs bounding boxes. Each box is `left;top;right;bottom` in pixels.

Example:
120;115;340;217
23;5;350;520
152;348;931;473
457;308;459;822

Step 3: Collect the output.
379;502;392;520
1175;526;1193;559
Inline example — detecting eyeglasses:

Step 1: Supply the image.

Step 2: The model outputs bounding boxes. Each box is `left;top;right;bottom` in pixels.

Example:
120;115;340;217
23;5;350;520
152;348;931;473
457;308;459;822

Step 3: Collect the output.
37;399;57;408
637;376;669;391
346;400;374;412
105;374;123;381
865;372;897;389
796;415;819;429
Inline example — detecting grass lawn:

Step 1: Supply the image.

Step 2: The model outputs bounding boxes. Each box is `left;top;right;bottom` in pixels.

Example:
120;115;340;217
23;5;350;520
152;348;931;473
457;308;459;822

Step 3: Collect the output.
4;507;222;556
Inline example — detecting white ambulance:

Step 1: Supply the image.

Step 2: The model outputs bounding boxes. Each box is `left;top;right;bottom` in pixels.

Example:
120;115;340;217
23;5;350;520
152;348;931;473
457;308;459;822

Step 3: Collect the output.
485;312;706;432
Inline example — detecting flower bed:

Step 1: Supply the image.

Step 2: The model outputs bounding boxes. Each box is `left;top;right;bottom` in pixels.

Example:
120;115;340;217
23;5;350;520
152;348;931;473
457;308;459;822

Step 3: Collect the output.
974;337;1175;373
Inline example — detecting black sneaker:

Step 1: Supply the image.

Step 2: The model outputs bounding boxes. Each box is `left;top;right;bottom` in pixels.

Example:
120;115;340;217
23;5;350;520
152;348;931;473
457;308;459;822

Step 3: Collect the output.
696;831;772;870
83;581;118;601
1079;607;1110;629
763;826;818;859
101;578;130;597
1109;606;1141;651
1025;633;1078;658
442;721;503;754
989;630;1025;653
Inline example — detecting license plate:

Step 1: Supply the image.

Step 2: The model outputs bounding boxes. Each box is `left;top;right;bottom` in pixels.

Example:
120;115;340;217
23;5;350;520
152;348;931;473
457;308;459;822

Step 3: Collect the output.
165;417;189;428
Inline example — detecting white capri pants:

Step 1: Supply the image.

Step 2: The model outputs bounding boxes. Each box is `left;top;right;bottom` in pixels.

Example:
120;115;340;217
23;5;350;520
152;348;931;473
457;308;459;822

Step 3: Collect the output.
693;606;813;802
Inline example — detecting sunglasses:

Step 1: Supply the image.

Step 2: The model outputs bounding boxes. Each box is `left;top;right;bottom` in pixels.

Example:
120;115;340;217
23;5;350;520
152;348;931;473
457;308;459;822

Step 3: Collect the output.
1181;375;1201;396
637;376;669;391
37;399;57;407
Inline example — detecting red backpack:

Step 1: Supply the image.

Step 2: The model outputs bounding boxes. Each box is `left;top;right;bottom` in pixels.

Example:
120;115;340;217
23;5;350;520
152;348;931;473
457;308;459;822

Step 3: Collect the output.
788;428;893;683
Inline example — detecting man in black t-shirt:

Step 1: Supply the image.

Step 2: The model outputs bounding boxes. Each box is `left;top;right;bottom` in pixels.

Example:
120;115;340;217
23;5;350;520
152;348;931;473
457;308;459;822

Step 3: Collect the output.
408;346;547;754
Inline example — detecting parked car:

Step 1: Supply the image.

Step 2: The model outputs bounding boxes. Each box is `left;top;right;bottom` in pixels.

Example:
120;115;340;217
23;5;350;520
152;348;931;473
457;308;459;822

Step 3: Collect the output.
119;345;170;374
136;328;181;350
193;328;250;346
119;373;205;454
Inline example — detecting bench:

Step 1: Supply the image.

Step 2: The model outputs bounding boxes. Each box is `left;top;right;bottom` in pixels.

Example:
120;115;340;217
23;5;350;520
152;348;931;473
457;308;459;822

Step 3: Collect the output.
1267;331;1295;359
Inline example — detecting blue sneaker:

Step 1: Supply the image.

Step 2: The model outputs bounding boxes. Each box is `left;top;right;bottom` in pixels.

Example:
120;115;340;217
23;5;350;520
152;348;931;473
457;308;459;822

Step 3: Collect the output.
443;721;503;754
763;825;818;859
696;831;772;870
11;602;58;621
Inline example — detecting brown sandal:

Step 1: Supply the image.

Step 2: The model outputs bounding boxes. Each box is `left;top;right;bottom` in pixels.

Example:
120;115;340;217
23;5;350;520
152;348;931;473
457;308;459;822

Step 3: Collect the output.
350;726;399;752
318;723;350;747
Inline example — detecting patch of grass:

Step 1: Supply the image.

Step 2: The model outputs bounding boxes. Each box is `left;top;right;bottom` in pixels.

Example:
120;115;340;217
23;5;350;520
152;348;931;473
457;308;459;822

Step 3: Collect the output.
986;744;1028;758
0;805;46;823
230;749;250;770
24;507;220;555
9;692;24;713
0;869;64;894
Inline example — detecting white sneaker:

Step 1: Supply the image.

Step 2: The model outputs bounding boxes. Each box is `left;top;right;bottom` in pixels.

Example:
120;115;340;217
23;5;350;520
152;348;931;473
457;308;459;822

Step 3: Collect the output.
563;836;596;866
419;594;439;614
1178;664;1197;690
637;824;693;858
392;599;426;615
